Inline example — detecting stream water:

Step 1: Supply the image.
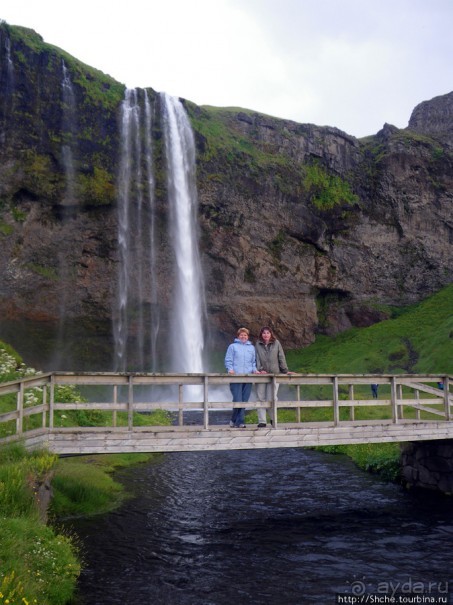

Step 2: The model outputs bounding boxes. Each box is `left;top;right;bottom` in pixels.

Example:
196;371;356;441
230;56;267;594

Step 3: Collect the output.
68;448;453;604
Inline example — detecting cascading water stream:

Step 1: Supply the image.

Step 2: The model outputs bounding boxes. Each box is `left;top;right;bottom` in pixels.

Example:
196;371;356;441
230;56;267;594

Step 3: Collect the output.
114;90;205;376
114;89;159;372
1;35;15;145
161;93;205;375
51;61;79;369
61;61;77;207
144;91;159;372
5;36;15;93
114;89;136;372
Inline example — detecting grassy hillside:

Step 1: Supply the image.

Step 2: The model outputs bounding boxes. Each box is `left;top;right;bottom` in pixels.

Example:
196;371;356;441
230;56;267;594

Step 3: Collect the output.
286;284;453;375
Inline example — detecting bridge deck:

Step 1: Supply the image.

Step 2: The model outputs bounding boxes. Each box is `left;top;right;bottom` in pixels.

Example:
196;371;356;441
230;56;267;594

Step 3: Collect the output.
12;420;453;455
1;372;451;454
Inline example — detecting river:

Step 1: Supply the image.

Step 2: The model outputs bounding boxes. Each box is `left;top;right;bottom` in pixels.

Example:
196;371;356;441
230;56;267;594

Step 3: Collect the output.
68;448;453;604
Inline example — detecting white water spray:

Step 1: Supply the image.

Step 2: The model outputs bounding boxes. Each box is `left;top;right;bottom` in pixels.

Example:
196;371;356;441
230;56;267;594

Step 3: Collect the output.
161;93;205;374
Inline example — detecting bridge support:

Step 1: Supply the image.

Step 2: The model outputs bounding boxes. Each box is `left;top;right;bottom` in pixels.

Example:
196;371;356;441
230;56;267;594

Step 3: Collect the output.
401;439;453;495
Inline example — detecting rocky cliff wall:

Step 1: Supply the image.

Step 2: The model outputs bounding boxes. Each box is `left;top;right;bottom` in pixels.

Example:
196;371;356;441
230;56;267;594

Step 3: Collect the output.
402;440;453;495
0;23;452;367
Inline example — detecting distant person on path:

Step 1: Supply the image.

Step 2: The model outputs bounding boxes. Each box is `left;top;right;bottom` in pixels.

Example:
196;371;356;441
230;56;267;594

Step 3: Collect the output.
371;384;379;399
225;327;257;428
255;326;289;428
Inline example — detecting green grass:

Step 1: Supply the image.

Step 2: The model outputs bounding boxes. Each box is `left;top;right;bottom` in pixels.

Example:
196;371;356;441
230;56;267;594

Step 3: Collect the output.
186;102;298;173
286;284;453;375
6;23;125;111
252;285;453;482
0;443;80;605
0;517;80;605
303;163;358;210
0;441;160;604
317;442;402;481
0;347;169;602
50;452;162;518
50;459;126;517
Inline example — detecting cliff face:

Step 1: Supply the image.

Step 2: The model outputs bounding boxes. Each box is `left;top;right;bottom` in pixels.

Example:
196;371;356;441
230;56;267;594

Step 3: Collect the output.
193;105;453;345
408;91;453;147
0;23;452;367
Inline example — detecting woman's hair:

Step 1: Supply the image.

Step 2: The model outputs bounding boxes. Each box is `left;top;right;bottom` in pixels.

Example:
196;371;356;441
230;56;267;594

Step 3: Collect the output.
259;326;275;341
237;327;250;337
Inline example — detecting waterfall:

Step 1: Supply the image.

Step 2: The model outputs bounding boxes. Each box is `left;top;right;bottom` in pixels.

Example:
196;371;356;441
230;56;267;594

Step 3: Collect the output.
114;88;156;371
61;61;77;206
114;90;205;375
114;88;136;372
144;90;159;372
132;92;145;370
51;61;79;369
1;35;15;145
161;93;205;374
5;37;15;93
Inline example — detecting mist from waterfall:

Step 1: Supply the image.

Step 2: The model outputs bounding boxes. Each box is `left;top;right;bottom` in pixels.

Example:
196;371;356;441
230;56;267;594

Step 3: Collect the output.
161;93;205;374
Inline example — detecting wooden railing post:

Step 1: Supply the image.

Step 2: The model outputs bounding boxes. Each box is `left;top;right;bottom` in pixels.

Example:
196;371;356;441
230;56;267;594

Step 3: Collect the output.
272;376;278;428
49;375;55;429
415;388;420;420
127;375;133;431
16;380;24;435
397;384;404;419
42;383;47;428
113;385;118;427
296;385;301;424
203;376;209;429
443;376;451;421
333;376;339;425
391;376;398;423
349;384;355;421
178;384;184;426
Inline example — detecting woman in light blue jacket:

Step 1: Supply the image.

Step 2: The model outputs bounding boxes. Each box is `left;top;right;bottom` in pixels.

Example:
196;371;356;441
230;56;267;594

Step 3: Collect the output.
225;327;257;428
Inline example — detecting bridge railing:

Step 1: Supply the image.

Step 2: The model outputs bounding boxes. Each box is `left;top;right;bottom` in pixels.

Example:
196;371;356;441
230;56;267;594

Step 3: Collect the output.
0;372;452;443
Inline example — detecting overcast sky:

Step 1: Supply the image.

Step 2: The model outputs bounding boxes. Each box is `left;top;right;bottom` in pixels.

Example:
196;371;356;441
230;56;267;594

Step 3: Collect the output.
1;0;452;137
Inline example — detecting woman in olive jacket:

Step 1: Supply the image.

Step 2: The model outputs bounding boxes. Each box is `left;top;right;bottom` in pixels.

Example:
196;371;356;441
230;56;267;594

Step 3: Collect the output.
255;326;289;427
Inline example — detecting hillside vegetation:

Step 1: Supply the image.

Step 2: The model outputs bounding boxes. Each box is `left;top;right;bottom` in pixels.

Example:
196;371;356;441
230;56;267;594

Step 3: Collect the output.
286;284;453;375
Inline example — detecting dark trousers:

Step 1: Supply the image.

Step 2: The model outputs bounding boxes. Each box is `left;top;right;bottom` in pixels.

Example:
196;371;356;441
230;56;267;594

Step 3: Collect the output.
230;383;252;426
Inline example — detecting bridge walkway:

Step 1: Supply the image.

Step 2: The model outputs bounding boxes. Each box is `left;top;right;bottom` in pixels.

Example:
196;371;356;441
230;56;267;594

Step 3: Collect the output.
0;372;451;454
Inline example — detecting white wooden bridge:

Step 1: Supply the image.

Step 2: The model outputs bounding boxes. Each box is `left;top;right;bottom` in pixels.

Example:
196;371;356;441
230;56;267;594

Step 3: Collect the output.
0;372;452;455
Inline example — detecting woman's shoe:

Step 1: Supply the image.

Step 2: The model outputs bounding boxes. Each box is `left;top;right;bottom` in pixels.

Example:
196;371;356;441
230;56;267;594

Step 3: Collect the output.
236;424;246;428
257;423;267;428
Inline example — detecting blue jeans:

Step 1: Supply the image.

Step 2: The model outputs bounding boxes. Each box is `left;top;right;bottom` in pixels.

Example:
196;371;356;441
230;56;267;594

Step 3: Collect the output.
230;383;252;426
